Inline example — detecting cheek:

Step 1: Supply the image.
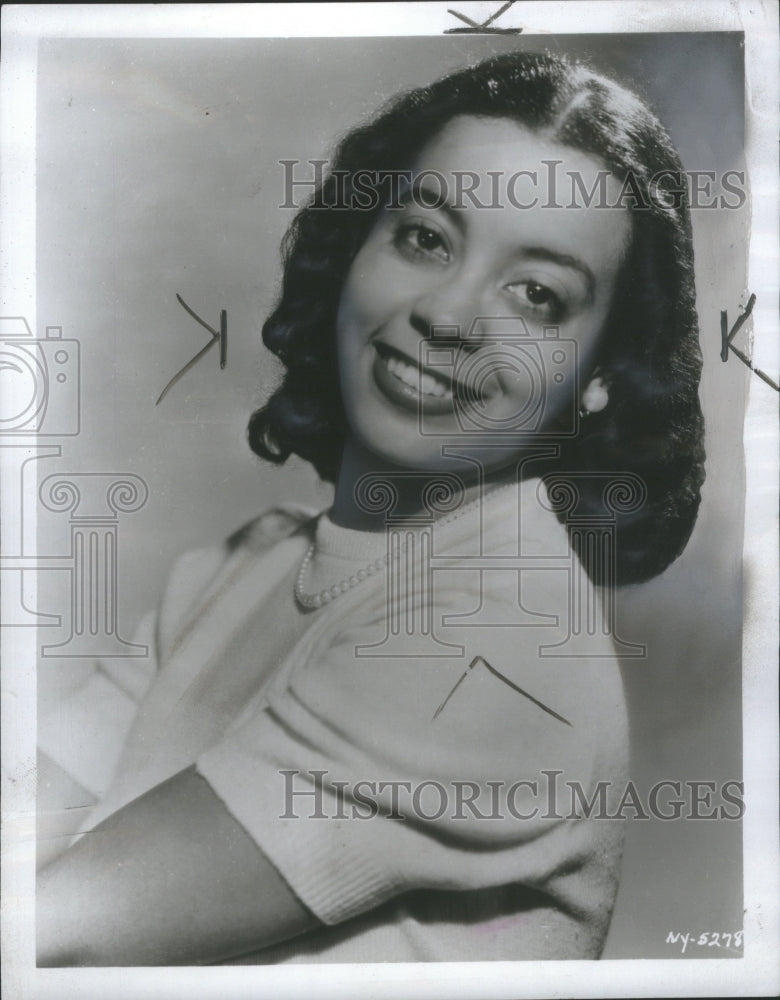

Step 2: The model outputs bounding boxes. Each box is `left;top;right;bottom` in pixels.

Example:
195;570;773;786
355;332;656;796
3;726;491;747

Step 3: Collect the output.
490;366;536;398
337;245;411;343
338;256;378;329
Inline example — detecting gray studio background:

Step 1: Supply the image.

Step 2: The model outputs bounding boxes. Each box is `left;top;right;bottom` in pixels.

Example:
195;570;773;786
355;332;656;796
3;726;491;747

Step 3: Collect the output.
36;33;746;959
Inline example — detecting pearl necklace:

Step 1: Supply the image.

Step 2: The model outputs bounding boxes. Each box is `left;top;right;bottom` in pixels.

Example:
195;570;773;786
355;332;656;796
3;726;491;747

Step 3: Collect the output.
294;481;516;611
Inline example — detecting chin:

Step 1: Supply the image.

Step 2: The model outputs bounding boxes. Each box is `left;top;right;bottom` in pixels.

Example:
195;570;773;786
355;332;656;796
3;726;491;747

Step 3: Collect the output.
356;432;448;473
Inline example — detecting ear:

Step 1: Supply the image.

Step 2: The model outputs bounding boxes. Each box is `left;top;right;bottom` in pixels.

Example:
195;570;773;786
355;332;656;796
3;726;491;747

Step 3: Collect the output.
581;375;610;414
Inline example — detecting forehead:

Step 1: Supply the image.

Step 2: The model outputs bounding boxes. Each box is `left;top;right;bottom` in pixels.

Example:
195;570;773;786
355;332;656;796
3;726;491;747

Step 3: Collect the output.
415;114;616;191
409;115;632;264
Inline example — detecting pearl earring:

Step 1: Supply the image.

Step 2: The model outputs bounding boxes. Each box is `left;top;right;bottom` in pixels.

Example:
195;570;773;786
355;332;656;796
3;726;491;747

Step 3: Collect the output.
579;375;609;418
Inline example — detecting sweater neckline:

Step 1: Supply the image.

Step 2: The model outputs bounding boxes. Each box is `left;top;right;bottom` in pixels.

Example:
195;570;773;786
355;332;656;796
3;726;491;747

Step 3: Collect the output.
312;478;521;563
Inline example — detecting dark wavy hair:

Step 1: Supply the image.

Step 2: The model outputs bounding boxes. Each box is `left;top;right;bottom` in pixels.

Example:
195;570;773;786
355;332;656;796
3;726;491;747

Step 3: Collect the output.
249;50;705;584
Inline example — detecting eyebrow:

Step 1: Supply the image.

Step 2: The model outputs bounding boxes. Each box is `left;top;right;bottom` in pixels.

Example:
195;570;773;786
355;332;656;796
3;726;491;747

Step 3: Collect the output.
397;181;466;232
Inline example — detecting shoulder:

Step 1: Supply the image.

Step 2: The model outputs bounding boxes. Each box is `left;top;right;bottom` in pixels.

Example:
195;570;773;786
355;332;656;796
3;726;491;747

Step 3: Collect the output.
156;503;318;661
167;502;316;598
224;502;319;554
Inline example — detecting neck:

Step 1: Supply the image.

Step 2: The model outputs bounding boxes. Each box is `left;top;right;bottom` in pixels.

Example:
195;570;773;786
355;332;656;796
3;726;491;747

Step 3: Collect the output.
330;436;516;531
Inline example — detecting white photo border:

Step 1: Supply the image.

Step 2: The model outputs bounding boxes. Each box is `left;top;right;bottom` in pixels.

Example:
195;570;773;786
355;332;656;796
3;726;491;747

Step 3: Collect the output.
1;3;777;998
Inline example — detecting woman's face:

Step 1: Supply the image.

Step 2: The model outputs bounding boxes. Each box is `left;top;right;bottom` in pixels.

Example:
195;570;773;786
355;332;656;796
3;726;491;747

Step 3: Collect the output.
336;115;631;475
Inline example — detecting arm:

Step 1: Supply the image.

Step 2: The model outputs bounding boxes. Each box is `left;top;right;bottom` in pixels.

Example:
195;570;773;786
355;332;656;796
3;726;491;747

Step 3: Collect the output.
38;511;321;966
37;751;97;872
37;767;319;967
189;563;629;954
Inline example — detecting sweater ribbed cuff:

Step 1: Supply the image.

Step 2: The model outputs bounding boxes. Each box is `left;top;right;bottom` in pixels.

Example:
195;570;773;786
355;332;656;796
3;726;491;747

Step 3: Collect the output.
196;739;403;926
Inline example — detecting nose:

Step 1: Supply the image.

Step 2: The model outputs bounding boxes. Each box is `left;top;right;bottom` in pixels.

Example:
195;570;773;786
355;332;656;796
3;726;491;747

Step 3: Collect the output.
409;270;492;344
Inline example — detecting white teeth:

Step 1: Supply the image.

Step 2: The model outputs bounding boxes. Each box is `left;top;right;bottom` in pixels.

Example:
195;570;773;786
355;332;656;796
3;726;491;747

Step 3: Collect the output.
383;352;451;398
419;373;447;397
400;366;417;387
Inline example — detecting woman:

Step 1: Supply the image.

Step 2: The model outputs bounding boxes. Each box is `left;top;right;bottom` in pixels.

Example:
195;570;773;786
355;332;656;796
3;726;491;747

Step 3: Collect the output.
38;50;704;965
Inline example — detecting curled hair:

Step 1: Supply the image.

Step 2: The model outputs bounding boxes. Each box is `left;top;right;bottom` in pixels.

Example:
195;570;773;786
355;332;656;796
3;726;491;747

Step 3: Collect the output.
249;51;705;584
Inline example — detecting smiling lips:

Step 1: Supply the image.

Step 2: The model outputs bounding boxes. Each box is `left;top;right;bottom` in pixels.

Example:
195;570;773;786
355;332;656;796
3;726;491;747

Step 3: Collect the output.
372;341;464;415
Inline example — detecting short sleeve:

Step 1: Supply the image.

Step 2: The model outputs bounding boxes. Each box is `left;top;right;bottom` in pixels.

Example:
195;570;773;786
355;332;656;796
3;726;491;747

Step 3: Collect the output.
38;505;315;821
196;541;629;935
37;612;159;802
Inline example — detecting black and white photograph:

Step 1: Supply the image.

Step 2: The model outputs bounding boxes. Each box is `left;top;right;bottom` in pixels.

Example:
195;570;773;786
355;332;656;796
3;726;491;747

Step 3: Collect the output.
1;3;778;998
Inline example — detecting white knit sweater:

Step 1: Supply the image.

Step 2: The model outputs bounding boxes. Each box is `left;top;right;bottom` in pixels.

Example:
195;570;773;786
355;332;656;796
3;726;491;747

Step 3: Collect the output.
39;479;629;962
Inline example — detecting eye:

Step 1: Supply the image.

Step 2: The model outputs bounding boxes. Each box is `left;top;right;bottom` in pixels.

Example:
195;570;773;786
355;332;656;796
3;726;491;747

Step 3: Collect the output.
394;223;450;263
526;281;552;305
505;279;565;321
